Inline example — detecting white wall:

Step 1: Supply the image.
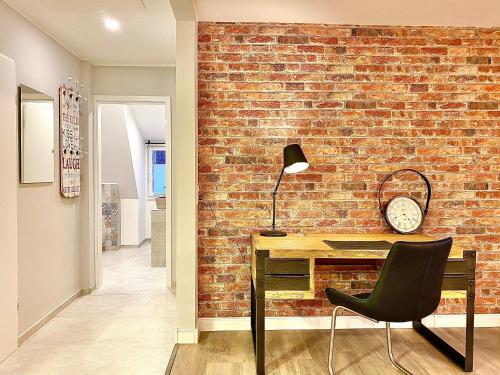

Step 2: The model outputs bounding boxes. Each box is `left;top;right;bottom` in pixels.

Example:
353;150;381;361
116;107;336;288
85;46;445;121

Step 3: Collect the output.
120;199;142;246
194;0;500;26
123;106;146;243
173;18;199;343
101;104;138;199
79;61;94;291
92;66;176;121
0;1;85;335
0;53;18;362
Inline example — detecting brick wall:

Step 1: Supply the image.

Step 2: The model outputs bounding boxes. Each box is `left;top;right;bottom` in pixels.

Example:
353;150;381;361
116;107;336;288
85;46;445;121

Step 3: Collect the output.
197;22;500;318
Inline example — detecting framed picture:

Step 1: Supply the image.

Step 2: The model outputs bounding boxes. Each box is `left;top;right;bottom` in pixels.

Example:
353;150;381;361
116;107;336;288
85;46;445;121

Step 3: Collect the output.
59;86;81;197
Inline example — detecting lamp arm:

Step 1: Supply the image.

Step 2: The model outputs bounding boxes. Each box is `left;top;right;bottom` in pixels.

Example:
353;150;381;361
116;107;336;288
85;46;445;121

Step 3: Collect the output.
270;167;285;231
272;167;285;196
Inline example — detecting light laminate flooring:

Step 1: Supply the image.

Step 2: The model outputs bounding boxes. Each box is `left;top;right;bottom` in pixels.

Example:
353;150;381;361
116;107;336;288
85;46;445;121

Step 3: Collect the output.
0;243;175;375
171;328;500;375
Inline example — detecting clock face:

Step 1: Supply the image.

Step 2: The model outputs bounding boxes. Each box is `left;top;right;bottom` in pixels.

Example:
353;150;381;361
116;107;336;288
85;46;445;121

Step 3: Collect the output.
385;196;423;234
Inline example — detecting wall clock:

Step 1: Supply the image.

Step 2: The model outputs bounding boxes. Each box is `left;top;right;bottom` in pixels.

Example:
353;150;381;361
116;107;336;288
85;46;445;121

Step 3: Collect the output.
378;169;431;234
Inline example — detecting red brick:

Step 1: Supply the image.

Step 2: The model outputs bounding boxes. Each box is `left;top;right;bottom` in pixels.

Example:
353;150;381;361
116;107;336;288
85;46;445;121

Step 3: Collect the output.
315;101;343;108
466;56;492;64
297;45;325;54
468;102;498;110
410;84;429;92
352;28;383;37
464;182;489;190
421;47;448;55
245;36;275;44
277;35;309;44
346;101;376;109
217;53;242;62
285;82;305;91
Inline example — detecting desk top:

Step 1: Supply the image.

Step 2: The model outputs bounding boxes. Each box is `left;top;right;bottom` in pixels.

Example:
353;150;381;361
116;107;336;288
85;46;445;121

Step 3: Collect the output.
252;233;464;260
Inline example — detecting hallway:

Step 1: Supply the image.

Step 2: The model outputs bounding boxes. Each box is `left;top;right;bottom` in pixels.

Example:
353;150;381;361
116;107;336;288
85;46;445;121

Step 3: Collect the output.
0;243;175;375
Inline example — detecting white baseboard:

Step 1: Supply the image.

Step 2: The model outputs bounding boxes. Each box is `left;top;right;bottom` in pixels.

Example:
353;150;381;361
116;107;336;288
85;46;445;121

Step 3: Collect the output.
18;289;83;345
433;313;500;328
176;328;199;344
199;314;500;332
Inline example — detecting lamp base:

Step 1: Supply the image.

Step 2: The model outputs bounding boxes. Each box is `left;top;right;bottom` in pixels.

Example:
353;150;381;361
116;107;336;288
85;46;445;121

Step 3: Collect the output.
260;230;287;237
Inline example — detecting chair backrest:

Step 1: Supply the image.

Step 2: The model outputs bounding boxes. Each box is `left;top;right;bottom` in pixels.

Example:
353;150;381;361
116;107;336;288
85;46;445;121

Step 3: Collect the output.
367;237;453;322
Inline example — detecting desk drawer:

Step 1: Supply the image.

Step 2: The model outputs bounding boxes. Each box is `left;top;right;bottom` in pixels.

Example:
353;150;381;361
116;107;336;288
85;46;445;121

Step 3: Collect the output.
444;259;467;275
265;275;310;291
265;258;309;275
442;276;468;290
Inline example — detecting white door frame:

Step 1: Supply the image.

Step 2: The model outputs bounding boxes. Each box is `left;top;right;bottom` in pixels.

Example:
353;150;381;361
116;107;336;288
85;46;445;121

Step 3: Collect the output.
92;95;173;289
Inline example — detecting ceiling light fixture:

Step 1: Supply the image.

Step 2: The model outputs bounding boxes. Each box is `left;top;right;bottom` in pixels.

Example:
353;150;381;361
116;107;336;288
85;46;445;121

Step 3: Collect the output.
103;17;120;32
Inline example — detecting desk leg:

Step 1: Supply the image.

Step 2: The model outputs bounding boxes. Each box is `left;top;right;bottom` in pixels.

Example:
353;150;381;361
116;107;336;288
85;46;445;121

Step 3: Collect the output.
251;278;256;351
413;250;476;372
253;250;268;375
464;250;476;372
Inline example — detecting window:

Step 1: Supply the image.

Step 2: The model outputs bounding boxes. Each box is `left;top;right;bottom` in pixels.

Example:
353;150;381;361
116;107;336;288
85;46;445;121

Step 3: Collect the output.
148;145;166;197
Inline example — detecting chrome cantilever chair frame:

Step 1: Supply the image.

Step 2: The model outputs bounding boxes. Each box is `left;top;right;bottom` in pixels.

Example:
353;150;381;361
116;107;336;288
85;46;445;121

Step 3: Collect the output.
328;305;412;375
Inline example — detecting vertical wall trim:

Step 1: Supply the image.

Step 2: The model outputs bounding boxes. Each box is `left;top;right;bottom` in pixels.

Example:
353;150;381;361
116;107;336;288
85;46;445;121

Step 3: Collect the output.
0;53;18;361
174;19;199;343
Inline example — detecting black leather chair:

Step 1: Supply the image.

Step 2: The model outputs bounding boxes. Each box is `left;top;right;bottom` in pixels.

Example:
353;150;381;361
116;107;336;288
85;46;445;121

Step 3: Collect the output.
325;238;453;375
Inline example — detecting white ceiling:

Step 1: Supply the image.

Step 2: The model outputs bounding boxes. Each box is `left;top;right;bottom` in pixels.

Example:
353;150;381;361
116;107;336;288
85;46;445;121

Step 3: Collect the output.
6;0;496;67
195;0;500;27
5;0;176;66
128;104;165;142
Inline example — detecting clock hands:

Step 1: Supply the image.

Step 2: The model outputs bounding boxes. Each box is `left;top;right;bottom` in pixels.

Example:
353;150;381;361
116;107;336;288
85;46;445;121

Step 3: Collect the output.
392;213;414;227
402;213;410;221
392;213;411;221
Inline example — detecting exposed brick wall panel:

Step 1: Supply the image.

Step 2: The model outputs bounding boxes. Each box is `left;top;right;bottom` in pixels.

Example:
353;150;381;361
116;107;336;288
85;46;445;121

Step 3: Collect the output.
198;23;500;318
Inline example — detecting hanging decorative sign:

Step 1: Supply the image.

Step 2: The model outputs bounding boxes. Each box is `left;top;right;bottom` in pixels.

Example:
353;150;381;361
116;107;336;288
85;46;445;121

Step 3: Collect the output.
59;78;82;197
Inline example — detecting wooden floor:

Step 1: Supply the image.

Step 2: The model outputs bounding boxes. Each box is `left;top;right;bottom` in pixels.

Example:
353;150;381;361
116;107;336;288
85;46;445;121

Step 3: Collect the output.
170;328;500;375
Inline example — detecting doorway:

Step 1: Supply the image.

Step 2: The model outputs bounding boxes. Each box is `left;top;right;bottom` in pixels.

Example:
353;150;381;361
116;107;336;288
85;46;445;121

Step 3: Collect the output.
93;96;173;291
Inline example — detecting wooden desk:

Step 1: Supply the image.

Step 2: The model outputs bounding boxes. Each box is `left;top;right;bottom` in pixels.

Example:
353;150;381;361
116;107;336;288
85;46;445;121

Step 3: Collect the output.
250;233;476;374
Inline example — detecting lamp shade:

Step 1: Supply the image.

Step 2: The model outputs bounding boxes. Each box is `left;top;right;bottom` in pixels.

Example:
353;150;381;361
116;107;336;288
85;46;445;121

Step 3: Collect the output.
283;144;309;174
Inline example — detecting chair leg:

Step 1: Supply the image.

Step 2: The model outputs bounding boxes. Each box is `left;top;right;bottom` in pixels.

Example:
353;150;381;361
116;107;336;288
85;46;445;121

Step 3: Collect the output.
385;322;413;375
328;306;342;375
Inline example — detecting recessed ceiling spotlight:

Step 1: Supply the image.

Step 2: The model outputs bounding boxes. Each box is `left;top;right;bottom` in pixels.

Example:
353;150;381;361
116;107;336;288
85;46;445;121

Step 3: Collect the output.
103;17;120;32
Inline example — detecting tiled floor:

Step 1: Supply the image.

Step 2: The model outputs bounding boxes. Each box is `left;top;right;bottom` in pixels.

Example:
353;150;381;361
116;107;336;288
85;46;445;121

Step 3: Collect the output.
0;242;175;375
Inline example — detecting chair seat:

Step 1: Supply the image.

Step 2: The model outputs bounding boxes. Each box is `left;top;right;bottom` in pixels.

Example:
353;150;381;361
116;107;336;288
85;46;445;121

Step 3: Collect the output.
325;288;377;320
325;288;419;322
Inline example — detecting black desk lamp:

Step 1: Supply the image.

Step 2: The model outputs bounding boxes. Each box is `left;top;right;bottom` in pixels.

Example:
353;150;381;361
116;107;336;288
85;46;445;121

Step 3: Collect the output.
260;144;309;237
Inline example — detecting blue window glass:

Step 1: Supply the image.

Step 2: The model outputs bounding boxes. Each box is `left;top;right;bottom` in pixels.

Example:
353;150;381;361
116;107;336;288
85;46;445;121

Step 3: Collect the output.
152;150;166;196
